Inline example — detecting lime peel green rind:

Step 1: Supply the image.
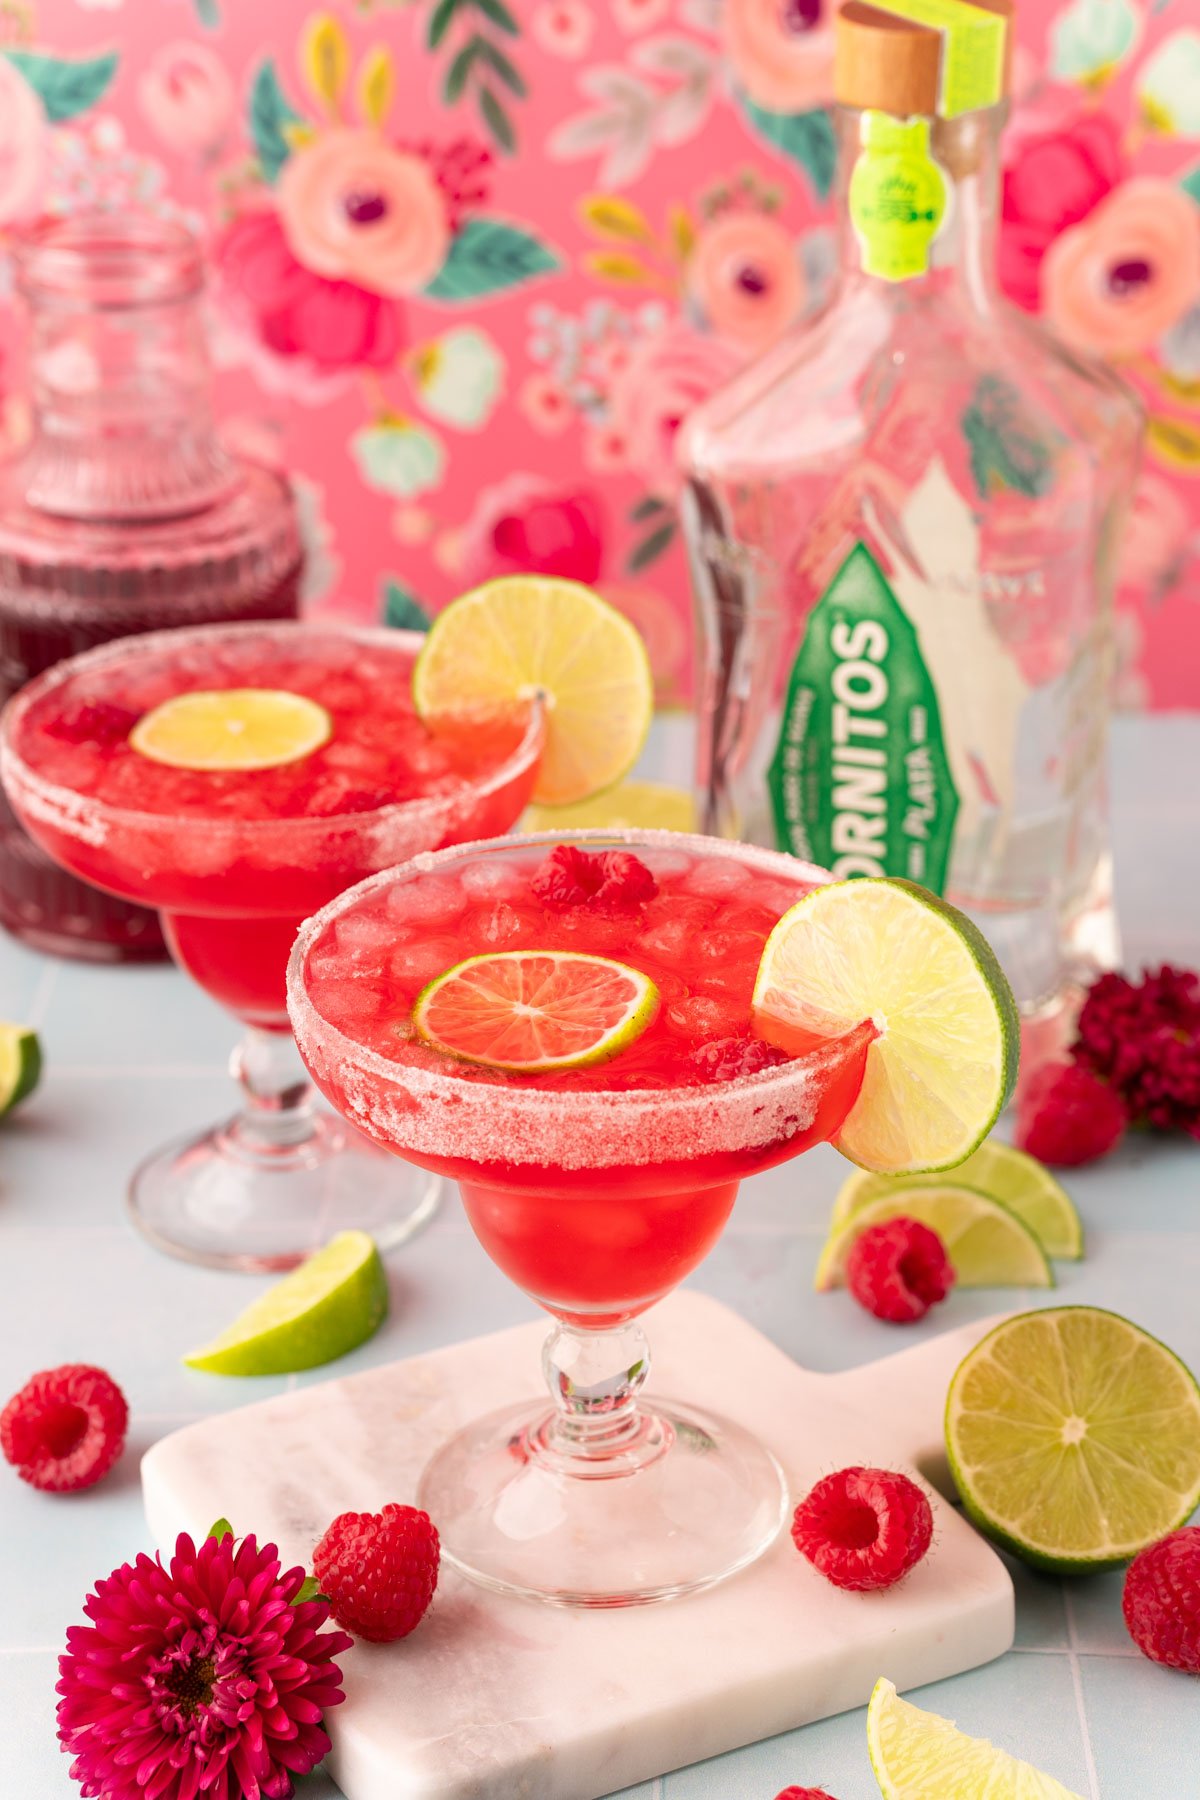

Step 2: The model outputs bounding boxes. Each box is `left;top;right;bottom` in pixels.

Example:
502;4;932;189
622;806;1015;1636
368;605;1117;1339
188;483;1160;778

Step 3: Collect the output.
867;1676;1086;1799
753;877;1018;1176
815;1184;1053;1292
184;1230;388;1376
0;1023;41;1117
945;1306;1200;1573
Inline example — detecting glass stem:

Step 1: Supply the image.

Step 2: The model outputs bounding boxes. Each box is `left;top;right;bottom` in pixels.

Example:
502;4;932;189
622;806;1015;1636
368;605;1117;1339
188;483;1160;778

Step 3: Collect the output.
539;1320;655;1461
224;1027;323;1155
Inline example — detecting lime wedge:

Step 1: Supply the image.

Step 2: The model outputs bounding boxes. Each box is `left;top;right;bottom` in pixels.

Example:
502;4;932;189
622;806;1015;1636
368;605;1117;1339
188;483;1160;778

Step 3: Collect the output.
523;779;695;835
0;1022;41;1117
833;1142;1083;1260
184;1230;388;1375
131;688;332;772
867;1677;1084;1799
413;576;653;806
414;950;658;1074
752;878;1018;1174
946;1307;1200;1571
814;1185;1052;1292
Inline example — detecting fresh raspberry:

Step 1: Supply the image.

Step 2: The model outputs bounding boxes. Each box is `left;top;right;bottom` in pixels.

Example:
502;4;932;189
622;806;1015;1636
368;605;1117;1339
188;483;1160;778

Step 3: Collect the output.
1122;1527;1200;1672
313;1503;440;1643
1015;1059;1127;1166
45;701;139;747
774;1790;841;1799
691;1035;791;1082
0;1364;128;1493
846;1217;955;1323
531;845;658;911
791;1465;933;1591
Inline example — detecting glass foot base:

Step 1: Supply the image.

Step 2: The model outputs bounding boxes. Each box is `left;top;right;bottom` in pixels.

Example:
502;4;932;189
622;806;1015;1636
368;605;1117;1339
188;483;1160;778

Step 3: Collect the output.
417;1396;788;1607
128;1111;441;1271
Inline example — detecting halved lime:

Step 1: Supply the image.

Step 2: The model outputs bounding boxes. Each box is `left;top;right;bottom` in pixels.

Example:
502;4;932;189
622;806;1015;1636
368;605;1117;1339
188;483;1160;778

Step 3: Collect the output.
833;1141;1083;1260
184;1230;388;1375
0;1022;41;1117
814;1185;1053;1292
753;878;1018;1174
867;1677;1084;1799
946;1307;1200;1571
413;576;653;806
131;688;333;771
413;950;658;1073
523;779;695;835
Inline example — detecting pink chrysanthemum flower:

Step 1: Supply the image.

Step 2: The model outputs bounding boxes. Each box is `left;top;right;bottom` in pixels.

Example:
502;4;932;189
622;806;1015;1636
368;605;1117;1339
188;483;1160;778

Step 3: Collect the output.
56;1530;353;1800
1073;965;1200;1137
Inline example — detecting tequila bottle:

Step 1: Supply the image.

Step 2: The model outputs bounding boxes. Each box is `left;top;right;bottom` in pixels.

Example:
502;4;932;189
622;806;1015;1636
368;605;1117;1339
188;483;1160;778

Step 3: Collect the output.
679;0;1142;1030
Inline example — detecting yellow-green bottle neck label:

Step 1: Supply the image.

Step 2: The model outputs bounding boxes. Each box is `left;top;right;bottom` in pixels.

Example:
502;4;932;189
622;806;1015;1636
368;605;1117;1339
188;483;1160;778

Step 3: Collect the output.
848;113;949;283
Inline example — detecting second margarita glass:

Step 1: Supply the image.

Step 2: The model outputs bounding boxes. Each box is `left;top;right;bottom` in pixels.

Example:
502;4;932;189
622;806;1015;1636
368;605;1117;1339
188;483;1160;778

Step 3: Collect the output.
0;622;542;1270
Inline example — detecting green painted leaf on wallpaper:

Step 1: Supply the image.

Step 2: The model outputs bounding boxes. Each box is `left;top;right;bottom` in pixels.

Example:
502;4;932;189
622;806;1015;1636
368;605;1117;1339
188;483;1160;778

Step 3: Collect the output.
478;85;516;154
477;38;526;97
474;0;520;36
626;518;677;574
428;0;462;50
425;219;558;300
3;50;117;122
444;39;481;105
193;0;221;27
1182;164;1200;206
630;495;668;522
249;59;304;184
962;375;1056;499
382;579;432;633
736;96;837;201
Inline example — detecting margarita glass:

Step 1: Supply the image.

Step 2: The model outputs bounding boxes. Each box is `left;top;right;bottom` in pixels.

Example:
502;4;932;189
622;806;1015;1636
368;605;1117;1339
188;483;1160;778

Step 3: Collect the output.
288;830;873;1606
0;622;542;1270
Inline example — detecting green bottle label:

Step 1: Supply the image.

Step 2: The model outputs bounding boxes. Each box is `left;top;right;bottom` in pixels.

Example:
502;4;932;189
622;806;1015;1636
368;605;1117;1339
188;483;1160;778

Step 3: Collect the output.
848;114;948;283
767;543;960;892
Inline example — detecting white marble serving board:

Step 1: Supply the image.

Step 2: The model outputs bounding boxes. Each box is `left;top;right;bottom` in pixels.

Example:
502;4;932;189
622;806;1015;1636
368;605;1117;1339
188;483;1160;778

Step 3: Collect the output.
142;1292;1014;1800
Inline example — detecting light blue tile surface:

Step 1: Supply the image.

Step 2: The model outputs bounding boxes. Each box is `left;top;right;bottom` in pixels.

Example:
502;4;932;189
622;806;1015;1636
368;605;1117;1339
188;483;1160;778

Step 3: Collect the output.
3;717;1199;1799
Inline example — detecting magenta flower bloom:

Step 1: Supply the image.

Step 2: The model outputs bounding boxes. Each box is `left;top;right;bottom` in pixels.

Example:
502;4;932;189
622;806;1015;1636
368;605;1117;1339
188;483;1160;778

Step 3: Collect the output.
56;1530;353;1800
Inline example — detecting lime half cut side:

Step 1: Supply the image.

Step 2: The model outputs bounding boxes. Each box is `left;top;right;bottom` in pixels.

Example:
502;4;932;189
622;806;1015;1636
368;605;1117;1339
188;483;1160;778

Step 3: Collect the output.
814;1185;1053;1292
752;877;1018;1174
946;1306;1200;1572
832;1140;1083;1260
867;1677;1085;1799
0;1023;41;1117
413;950;658;1074
184;1230;388;1376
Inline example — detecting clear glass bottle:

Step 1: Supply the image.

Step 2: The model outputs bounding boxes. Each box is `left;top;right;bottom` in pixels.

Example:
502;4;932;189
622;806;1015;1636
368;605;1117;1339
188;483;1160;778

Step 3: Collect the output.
679;0;1142;1039
0;211;304;962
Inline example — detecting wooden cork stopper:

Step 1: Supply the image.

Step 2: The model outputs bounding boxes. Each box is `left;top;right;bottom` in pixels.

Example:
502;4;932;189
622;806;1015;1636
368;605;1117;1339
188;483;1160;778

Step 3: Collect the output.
835;0;1014;116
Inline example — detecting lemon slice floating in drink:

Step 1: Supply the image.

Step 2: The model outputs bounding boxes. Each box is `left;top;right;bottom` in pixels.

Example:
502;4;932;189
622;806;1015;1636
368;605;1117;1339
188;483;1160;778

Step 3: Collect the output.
414;950;659;1074
0;1022;41;1117
946;1306;1200;1572
184;1230;388;1375
814;1185;1052;1292
753;877;1018;1174
833;1140;1083;1260
131;688;333;771
867;1677;1084;1799
413;576;654;806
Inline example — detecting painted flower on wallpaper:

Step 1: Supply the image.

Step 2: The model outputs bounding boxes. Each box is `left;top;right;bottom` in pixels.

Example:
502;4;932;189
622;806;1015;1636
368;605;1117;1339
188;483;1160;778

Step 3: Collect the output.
608;321;741;498
1049;0;1141;86
458;470;605;585
353;417;445;497
278;131;450;296
531;1;595;60
687;209;804;352
1136;30;1200;137
138;41;234;157
723;0;835;115
0;56;48;226
1041;179;1200;357
410;325;504;427
1118;471;1194;604
999;99;1123;312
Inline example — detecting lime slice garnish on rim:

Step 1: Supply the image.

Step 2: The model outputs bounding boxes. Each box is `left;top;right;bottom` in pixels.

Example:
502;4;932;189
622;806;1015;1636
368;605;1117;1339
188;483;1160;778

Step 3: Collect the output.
833;1141;1083;1260
752;877;1018;1174
867;1677;1085;1799
523;779;695;835
130;688;333;772
184;1230;388;1375
413;576;654;807
0;1022;41;1117
814;1184;1052;1292
946;1306;1200;1572
413;950;658;1074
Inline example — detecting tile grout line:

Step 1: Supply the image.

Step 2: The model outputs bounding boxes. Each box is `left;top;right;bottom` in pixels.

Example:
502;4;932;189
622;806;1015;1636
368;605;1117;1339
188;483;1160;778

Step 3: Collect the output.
1062;1586;1102;1800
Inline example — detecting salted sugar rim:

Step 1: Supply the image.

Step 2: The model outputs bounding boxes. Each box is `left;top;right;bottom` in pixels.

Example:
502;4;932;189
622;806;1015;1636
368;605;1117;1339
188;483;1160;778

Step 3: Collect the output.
0;619;545;842
287;828;857;1122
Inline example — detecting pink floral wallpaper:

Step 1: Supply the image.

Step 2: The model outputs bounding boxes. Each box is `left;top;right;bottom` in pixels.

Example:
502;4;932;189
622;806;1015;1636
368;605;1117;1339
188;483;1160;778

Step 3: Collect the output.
0;0;1198;708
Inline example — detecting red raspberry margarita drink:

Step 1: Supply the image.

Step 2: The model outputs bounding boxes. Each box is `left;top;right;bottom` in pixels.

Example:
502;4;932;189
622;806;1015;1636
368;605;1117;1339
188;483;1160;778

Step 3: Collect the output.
0;623;542;1269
